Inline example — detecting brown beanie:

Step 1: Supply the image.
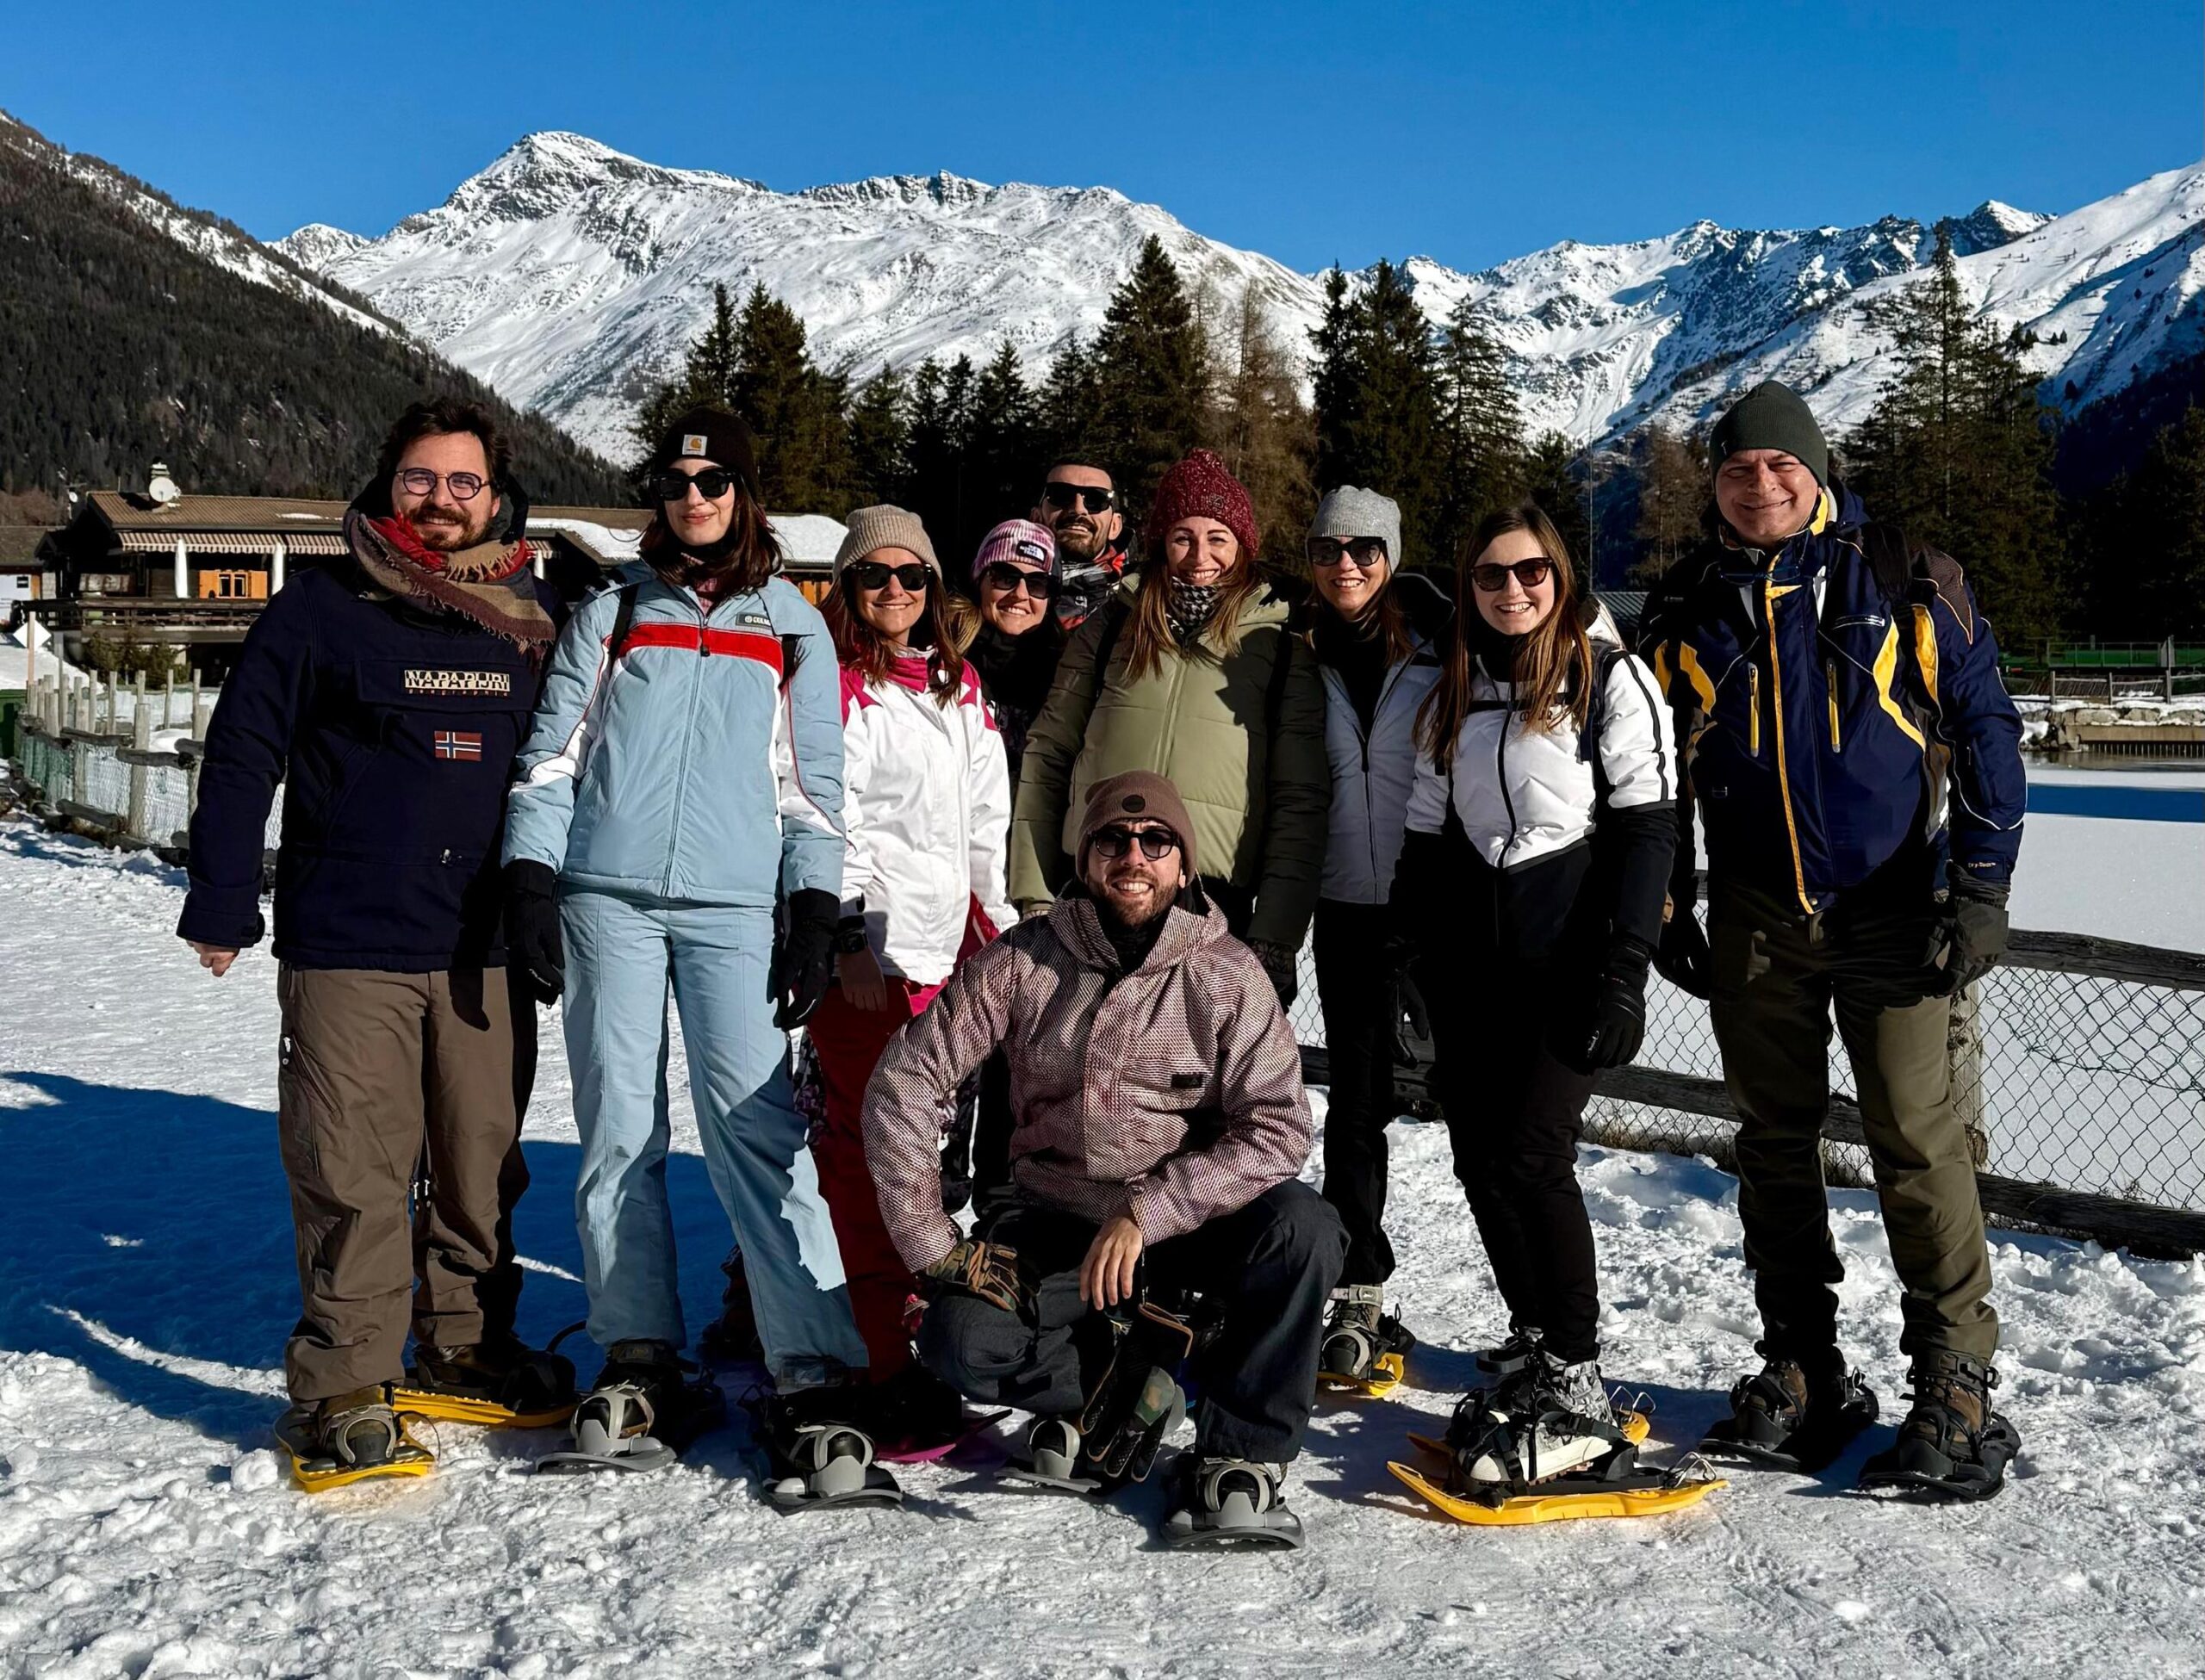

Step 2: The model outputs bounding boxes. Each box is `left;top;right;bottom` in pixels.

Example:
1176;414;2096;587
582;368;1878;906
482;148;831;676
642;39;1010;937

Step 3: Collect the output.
1077;771;1196;877
835;505;941;579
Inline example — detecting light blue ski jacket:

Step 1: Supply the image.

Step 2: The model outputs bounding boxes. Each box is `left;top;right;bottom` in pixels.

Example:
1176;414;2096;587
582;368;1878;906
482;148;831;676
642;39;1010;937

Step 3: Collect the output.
503;573;845;907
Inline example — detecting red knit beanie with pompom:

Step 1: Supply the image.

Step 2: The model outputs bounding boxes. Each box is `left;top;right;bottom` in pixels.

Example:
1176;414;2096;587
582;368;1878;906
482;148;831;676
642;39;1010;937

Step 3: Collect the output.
1143;449;1258;561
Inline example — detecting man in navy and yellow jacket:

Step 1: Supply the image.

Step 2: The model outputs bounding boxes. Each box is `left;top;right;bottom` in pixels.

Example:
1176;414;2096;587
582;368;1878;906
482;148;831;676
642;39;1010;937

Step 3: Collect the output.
1643;380;2025;1502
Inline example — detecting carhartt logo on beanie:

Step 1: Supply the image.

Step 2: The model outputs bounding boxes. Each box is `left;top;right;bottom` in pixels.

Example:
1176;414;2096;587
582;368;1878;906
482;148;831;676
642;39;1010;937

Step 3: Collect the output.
1711;381;1830;488
1144;449;1259;561
648;406;761;499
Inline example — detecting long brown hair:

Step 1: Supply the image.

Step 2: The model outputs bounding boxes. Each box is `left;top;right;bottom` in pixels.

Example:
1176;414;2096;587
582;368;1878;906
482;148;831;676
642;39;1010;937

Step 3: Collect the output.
641;488;782;594
1417;503;1594;770
823;572;967;707
1118;532;1266;681
1312;560;1418;668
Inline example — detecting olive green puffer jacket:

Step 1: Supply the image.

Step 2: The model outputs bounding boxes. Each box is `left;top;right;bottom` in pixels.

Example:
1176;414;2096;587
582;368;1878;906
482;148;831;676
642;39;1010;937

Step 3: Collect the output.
1006;577;1329;951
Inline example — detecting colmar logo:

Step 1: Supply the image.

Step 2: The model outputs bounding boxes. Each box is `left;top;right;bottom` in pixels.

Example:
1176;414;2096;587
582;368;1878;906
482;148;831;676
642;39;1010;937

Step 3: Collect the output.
405;668;512;696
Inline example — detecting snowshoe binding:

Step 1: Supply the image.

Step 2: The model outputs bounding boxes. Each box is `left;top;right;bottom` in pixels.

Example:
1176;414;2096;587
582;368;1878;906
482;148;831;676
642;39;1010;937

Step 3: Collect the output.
755;1385;904;1510
536;1339;725;1475
1388;1341;1722;1526
1700;1350;1879;1473
276;1386;434;1494
1858;1350;2020;1503
1003;1298;1192;1493
1003;1416;1107;1494
396;1328;580;1429
697;1249;767;1367
1164;1454;1305;1550
1318;1285;1414;1398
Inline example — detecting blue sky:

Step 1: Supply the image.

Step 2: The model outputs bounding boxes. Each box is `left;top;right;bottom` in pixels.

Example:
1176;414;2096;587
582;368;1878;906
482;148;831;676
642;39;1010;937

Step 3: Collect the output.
6;1;2199;271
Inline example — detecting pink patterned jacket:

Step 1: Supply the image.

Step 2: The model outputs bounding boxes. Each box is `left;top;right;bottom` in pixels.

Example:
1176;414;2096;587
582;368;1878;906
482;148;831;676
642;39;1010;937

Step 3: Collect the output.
860;893;1313;1272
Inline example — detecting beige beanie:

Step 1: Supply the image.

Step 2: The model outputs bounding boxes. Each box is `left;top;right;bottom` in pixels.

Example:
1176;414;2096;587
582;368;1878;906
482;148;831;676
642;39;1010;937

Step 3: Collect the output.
835;505;941;579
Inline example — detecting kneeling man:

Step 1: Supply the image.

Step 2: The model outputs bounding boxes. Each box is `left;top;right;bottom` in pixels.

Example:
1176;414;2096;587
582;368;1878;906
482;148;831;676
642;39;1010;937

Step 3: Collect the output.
863;772;1344;1547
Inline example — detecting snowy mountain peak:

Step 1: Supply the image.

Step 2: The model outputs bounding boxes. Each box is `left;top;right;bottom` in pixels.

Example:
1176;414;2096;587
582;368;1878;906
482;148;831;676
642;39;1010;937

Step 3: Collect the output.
438;129;765;225
1942;199;2055;255
276;222;367;272
801;170;997;211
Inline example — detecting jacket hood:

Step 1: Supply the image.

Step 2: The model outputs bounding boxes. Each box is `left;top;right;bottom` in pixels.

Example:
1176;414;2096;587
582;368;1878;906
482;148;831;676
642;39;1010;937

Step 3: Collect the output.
1047;889;1227;976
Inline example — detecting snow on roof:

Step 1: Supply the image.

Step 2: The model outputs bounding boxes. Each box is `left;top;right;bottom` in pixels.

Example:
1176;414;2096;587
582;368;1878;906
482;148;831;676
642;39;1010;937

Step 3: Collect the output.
770;513;846;570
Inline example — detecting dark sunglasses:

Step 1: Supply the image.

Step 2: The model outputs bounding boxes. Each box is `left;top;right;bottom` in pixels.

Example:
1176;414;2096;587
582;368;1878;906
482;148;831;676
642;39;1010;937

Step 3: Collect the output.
1042;481;1116;514
1470;557;1555;592
1307;536;1389;569
843;560;931;592
395;468;488;501
980;561;1056;598
650;468;740;502
1091;826;1180;861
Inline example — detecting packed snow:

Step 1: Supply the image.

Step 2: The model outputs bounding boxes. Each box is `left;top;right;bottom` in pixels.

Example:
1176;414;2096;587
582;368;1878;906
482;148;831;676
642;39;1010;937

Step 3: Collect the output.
3;808;2203;1677
275;128;2202;462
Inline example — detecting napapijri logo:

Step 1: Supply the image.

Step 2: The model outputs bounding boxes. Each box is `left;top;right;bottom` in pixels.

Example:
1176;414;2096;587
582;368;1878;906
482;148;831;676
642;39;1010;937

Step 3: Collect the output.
404;668;512;696
681;433;709;457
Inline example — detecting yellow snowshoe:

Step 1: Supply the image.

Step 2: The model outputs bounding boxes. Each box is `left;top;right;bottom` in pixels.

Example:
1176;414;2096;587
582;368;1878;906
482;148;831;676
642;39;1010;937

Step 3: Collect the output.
1318;1286;1414;1398
276;1391;434;1494
395;1327;581;1429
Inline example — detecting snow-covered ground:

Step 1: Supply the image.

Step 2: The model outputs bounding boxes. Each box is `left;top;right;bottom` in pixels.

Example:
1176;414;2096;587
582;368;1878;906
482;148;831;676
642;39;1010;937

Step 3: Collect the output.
3;822;2204;1677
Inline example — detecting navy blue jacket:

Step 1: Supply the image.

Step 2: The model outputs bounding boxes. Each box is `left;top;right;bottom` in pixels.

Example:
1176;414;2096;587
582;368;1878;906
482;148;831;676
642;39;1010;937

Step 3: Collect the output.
177;552;562;970
1642;482;2024;914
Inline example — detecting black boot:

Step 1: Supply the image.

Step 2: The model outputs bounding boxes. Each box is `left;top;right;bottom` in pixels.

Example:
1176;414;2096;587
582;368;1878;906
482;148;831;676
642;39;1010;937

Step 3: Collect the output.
1701;1348;1878;1472
757;1384;903;1509
407;1334;578;1422
537;1339;724;1474
1860;1350;2020;1501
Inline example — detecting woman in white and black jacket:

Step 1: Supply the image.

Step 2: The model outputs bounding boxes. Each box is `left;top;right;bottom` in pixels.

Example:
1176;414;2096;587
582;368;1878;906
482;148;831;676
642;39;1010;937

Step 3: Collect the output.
1297;487;1449;1387
1390;502;1676;1463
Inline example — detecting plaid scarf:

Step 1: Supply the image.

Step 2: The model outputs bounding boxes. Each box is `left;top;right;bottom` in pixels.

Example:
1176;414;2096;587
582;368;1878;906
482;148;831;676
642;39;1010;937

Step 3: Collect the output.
1164;579;1222;644
345;509;556;653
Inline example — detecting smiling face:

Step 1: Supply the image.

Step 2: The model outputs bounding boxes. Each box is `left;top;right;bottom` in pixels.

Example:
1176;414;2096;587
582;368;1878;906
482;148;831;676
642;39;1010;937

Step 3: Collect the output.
1033;463;1121;563
1470;528;1558;636
1163;517;1239;586
1311;541;1391;620
1083;821;1188;928
391;431;500;552
1715;449;1823;549
662;458;736;548
851;546;929;645
978;561;1051;635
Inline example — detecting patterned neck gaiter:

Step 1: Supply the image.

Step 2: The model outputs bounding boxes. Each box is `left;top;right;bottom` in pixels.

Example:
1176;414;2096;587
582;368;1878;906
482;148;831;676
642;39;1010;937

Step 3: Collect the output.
1165;579;1223;644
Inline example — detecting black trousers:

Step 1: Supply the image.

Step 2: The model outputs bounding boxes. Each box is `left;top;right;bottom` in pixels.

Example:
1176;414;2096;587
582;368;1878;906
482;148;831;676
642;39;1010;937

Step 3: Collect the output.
1312;899;1402;1286
1426;963;1602;1365
916;1181;1345;1464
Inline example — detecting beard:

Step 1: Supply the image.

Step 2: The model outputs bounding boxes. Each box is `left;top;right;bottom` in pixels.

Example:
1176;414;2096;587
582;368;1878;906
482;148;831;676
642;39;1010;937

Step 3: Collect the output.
411;505;493;552
1054;520;1104;562
1098;874;1174;928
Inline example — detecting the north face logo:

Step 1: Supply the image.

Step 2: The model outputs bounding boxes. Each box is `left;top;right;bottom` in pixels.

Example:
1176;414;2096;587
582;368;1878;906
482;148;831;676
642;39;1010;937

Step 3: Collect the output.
1015;540;1048;562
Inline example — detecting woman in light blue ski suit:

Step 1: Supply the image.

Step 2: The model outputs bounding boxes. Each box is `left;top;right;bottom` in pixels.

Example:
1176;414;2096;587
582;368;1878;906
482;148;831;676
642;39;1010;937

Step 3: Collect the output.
503;409;884;1486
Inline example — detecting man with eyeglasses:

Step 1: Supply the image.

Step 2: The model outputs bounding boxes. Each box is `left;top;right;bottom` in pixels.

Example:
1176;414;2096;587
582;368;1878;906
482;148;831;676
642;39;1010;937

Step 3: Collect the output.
178;397;575;1486
1030;460;1127;629
862;771;1345;1547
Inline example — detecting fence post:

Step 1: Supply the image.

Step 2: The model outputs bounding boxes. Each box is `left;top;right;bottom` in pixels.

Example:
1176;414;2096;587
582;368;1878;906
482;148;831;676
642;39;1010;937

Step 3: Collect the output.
162;670;176;728
188;684;211;821
127;694;152;844
1950;983;1988;1168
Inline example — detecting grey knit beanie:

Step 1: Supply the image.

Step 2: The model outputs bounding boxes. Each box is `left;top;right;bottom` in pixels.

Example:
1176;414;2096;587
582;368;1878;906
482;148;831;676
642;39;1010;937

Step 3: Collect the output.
1710;381;1830;487
834;505;941;579
1310;485;1404;569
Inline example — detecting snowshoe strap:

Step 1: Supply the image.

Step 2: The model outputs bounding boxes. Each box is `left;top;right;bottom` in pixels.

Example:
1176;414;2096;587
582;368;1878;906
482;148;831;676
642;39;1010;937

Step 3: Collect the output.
789;1421;877;1477
577;1382;656;1444
1196;1459;1281;1516
323;1401;401;1467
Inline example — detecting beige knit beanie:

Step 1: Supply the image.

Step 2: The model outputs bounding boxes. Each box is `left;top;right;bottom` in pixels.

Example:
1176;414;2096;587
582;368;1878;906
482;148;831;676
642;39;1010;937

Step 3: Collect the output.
834;505;941;579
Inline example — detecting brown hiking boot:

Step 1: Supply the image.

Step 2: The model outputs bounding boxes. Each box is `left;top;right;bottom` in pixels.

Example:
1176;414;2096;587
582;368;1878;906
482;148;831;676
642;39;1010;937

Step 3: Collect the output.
314;1386;402;1466
1860;1349;2021;1501
1700;1349;1878;1472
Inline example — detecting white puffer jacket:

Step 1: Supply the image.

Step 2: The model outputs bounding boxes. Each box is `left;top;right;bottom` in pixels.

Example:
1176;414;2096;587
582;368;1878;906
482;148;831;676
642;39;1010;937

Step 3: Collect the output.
839;660;1016;986
1317;627;1446;905
1405;625;1677;869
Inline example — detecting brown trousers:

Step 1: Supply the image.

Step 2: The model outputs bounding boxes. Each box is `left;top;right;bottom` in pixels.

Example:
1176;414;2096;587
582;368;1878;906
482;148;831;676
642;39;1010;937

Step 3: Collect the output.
276;965;537;1402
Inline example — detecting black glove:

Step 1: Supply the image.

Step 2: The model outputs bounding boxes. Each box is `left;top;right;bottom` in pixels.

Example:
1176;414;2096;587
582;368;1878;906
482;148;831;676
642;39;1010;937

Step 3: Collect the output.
502;860;564;1003
1558;936;1654;1074
920;1238;1034;1319
1652;865;1712;1001
1246;939;1300;1007
773;888;840;1028
1937;880;2010;996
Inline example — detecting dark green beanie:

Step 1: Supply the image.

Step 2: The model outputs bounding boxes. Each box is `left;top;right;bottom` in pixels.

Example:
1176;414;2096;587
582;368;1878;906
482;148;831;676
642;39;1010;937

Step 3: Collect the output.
1711;381;1829;487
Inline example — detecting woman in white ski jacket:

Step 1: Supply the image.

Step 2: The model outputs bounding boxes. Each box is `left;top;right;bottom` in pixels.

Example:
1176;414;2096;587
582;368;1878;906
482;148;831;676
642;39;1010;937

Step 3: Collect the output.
807;506;1014;1436
1295;487;1448;1392
1388;502;1678;1497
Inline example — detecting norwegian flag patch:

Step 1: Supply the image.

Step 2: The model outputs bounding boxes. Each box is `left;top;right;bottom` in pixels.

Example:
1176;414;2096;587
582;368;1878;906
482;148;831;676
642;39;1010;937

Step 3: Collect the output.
433;730;484;761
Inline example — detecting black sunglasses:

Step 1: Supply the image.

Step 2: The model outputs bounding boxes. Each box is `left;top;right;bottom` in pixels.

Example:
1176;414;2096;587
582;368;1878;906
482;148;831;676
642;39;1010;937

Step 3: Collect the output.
395;468;488;501
1307;536;1389;569
650;468;740;502
844;560;931;592
980;561;1056;598
1042;481;1116;514
1091;825;1180;861
1470;557;1555;592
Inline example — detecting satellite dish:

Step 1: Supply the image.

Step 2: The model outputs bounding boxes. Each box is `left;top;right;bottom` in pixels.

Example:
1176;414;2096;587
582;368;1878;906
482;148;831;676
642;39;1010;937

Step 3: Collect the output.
147;462;181;506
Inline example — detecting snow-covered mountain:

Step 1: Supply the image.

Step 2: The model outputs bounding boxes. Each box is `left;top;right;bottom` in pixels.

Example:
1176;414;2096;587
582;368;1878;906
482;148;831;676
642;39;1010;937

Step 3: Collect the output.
0;109;393;338
279;130;2204;463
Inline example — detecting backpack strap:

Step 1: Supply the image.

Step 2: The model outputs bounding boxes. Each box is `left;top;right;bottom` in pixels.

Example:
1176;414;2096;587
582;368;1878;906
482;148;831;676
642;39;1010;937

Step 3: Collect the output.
1578;644;1631;812
605;580;643;660
1860;523;1916;610
1087;593;1132;683
1264;617;1299;736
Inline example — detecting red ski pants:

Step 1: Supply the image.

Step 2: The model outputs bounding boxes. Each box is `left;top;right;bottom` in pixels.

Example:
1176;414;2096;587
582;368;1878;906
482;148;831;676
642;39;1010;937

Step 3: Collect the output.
808;977;941;1382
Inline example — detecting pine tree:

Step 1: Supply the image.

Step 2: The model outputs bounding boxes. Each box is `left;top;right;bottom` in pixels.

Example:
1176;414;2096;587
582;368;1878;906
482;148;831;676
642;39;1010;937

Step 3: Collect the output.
1091;235;1212;523
961;342;1041;559
1845;229;2061;641
1312;262;1444;567
1310;268;1364;482
1038;337;1104;474
1519;431;1591;564
1628;424;1708;581
846;365;912;506
1433;294;1526;560
730;285;853;511
630;282;741;466
904;356;976;559
2076;405;2205;639
1215;288;1317;565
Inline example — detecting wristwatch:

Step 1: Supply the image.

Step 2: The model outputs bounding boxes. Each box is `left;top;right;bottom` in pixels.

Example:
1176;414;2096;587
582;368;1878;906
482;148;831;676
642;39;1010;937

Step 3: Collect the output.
831;917;870;956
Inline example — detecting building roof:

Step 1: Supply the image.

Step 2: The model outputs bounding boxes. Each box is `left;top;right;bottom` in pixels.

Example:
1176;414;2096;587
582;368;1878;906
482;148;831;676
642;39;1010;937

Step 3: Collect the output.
84;490;350;530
